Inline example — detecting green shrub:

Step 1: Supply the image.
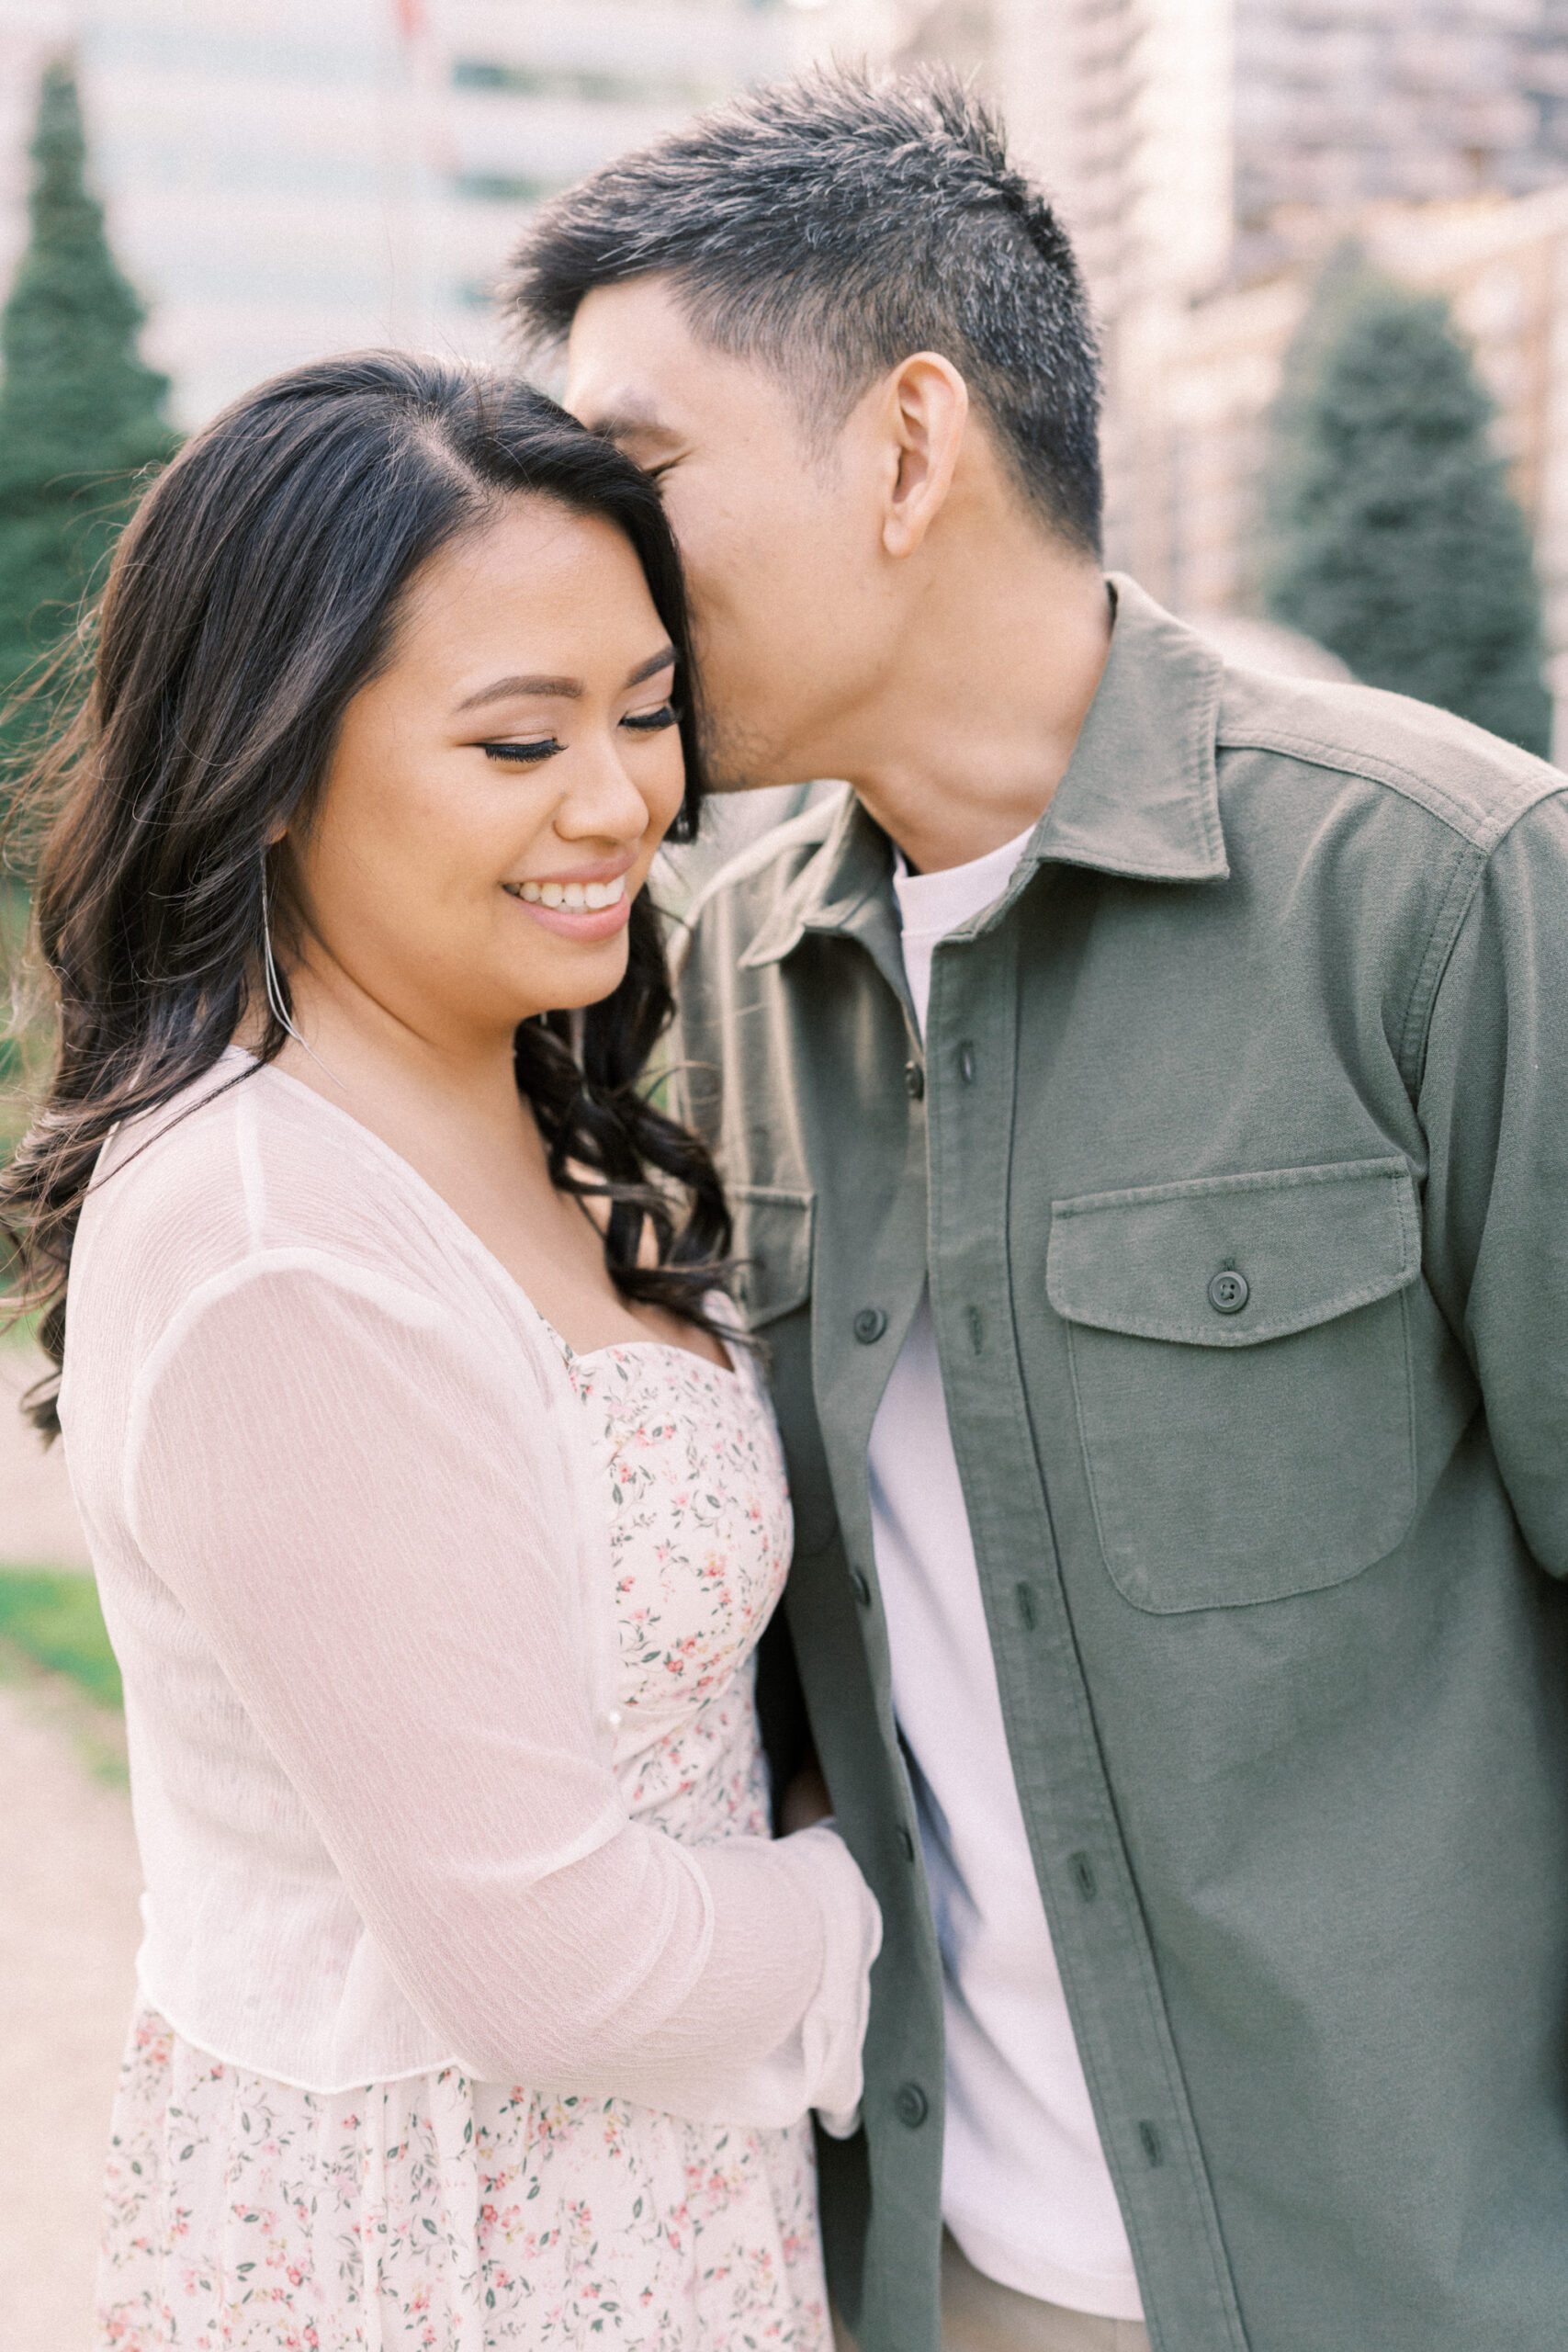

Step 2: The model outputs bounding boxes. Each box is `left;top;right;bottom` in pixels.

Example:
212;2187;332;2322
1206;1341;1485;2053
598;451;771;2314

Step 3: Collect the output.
1264;254;1551;757
0;58;177;778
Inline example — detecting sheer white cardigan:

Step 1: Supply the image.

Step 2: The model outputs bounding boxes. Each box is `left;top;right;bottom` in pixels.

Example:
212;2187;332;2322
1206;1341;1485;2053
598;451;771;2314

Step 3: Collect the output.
58;1050;878;2120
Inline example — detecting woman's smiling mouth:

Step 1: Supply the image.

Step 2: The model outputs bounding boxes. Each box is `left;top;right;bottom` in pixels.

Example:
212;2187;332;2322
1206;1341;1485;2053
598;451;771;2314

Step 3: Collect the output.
509;874;627;910
502;869;633;938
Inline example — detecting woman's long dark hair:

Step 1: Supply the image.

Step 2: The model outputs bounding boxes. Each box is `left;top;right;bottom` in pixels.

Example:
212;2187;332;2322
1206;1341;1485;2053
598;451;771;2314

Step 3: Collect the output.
2;352;732;1436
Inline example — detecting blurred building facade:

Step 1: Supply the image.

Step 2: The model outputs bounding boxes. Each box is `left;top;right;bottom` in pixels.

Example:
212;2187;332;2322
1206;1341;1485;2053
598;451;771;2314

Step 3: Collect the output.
1089;0;1568;757
4;0;1568;735
855;0;1568;748
0;0;841;428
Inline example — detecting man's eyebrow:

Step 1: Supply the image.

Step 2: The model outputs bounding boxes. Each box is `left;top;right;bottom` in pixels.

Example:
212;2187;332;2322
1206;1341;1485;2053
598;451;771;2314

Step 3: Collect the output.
585;407;677;445
454;647;675;716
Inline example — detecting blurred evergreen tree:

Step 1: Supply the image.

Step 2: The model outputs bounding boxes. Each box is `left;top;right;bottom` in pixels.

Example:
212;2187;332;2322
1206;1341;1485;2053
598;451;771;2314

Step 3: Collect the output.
1265;254;1552;758
0;57;176;768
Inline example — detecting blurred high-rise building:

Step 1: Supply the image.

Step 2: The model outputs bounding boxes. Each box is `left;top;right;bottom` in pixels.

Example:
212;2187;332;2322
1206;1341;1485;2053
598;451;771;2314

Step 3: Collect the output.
4;0;1568;733
865;1;1568;308
1231;0;1568;275
0;0;847;429
860;1;1568;744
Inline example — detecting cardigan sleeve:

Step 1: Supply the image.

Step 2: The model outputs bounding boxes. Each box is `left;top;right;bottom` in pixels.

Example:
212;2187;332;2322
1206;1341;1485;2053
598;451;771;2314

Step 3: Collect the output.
124;1251;878;2124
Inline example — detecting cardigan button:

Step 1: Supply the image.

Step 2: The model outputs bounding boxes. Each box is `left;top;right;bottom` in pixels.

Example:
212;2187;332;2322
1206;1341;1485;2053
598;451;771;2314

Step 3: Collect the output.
850;1566;872;1608
904;1059;925;1099
895;2080;930;2128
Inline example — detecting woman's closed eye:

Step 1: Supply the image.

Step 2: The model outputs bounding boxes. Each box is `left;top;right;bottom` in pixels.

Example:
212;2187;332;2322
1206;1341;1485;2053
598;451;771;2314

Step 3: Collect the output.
483;736;562;764
482;703;679;766
621;699;680;734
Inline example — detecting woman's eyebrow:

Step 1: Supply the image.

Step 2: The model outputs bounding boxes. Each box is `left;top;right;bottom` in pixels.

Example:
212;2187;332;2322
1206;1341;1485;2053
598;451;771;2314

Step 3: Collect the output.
626;646;677;686
453;649;677;710
454;646;675;715
455;673;581;711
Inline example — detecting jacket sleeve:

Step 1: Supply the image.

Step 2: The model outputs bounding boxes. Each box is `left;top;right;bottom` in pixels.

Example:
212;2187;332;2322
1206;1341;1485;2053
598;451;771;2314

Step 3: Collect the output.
125;1253;878;2121
1417;786;1568;1578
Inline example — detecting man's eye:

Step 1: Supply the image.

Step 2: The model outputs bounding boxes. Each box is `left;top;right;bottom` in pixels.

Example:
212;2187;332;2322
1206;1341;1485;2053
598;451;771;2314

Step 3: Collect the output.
621;703;680;734
482;739;561;764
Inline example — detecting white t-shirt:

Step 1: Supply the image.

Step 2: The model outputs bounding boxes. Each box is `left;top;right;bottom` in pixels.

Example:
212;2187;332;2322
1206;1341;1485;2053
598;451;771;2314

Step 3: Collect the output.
869;826;1144;2322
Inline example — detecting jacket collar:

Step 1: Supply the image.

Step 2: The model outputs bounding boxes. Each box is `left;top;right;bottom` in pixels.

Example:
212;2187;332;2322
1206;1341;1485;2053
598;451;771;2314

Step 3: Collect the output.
739;574;1228;973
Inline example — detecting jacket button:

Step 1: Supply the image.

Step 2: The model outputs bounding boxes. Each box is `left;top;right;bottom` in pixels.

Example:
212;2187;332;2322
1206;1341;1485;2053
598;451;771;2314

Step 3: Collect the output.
853;1306;888;1343
897;1825;916;1861
904;1059;925;1099
850;1566;872;1607
895;2081;930;2128
1207;1268;1249;1316
958;1041;976;1083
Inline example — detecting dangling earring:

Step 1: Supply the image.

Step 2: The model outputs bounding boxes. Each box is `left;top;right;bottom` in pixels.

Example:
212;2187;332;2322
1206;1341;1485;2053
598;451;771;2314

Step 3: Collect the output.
261;849;342;1086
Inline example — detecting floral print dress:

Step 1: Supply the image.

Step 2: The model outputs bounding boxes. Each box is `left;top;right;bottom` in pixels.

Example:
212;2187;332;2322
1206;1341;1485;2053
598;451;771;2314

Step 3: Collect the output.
97;1329;828;2351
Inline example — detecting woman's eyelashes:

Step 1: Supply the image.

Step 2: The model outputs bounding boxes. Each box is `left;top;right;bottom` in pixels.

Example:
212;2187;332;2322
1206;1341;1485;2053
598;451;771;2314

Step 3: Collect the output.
479;703;679;764
483;737;561;764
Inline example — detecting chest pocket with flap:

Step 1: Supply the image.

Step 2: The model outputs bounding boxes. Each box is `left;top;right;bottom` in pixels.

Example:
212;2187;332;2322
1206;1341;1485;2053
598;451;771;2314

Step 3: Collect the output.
1046;1157;1421;1611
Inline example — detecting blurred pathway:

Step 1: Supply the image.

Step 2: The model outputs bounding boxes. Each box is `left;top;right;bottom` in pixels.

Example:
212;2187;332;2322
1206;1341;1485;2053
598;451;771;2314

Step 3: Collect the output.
0;1674;140;2351
1;1351;138;2347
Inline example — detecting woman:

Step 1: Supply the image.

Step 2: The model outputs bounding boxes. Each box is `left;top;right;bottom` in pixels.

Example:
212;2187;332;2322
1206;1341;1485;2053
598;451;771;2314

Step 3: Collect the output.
0;355;878;2348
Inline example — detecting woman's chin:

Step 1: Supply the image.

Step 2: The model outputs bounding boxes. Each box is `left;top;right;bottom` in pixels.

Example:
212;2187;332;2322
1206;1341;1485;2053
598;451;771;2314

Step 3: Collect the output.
499;935;632;1020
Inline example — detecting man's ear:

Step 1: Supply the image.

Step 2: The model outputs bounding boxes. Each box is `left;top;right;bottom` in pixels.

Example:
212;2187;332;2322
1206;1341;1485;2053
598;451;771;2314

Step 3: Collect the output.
879;353;969;560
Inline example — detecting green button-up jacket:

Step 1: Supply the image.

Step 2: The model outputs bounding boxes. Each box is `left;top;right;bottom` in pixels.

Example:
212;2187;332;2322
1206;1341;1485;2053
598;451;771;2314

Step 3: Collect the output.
671;578;1568;2352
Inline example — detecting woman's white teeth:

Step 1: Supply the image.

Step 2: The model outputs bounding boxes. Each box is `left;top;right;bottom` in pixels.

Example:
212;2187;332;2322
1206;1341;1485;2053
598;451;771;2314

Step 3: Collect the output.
515;876;626;910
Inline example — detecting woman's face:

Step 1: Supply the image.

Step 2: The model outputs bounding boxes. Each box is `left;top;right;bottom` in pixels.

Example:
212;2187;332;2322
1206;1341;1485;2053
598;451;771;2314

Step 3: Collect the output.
286;495;686;1053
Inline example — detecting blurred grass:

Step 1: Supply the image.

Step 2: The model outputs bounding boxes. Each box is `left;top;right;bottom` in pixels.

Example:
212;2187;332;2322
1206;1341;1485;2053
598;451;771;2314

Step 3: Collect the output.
2;885;47;1336
2;880;44;1138
0;1566;121;1711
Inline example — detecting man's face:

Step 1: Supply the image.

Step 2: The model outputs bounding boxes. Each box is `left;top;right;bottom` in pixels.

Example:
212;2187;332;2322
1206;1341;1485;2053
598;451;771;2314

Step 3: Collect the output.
565;275;888;791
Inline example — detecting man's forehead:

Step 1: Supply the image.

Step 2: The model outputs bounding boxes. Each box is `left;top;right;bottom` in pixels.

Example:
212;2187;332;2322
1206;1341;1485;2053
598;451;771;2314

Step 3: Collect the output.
566;277;788;439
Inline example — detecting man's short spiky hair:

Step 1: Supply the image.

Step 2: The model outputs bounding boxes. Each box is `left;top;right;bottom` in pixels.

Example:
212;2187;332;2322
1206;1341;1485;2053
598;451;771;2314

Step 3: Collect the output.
509;67;1103;556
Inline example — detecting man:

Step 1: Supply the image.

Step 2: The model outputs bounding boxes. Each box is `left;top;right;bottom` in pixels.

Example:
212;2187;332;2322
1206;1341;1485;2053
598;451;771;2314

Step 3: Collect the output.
512;69;1568;2352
